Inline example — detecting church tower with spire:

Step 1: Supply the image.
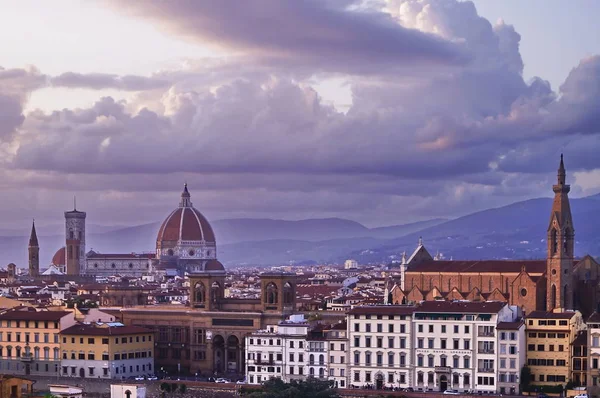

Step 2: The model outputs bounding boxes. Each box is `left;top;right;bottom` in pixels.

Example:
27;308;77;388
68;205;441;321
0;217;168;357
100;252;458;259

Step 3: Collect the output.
546;154;574;311
28;220;40;277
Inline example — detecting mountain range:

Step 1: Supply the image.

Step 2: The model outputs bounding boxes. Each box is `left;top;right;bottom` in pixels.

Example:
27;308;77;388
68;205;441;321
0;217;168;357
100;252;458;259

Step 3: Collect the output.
1;193;599;268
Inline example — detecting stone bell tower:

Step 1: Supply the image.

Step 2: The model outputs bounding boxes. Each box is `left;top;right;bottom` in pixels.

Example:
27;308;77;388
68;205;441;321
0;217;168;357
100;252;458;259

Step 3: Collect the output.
260;272;297;314
546;154;574;311
65;199;86;275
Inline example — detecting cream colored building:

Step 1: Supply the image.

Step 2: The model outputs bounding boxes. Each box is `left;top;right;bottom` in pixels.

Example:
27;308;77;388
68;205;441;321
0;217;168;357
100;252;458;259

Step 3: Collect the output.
525;310;584;386
0;307;75;377
60;322;154;379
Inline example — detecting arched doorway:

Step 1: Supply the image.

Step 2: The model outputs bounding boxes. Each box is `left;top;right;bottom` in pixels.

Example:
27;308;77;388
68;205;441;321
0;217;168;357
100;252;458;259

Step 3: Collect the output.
125;390;132;398
213;335;225;374
227;335;240;373
376;373;384;390
79;368;85;378
440;375;448;392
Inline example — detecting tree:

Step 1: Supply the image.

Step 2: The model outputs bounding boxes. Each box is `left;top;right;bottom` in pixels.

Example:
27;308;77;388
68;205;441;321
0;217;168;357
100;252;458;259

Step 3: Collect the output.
520;366;532;392
242;377;339;398
179;384;187;394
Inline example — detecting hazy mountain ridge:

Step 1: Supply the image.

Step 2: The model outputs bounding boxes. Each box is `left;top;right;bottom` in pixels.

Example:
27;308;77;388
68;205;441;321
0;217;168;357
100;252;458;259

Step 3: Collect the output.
1;193;599;267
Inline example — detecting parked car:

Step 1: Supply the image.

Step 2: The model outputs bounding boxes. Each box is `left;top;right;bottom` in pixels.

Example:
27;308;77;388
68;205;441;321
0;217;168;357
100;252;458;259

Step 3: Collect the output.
574;394;588;398
215;378;231;383
134;375;145;381
236;379;247;385
147;375;158;381
443;390;460;395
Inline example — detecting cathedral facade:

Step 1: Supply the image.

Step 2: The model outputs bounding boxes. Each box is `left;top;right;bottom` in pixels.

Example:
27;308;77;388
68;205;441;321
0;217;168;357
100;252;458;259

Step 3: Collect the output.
389;156;600;318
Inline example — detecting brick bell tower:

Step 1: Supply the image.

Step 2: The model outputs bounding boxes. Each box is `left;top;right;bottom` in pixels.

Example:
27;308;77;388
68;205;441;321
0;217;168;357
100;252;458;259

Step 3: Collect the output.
28;220;40;277
546;154;574;311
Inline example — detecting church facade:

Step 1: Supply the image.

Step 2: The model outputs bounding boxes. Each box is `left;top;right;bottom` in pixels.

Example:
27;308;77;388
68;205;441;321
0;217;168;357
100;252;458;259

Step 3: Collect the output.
389;156;600;318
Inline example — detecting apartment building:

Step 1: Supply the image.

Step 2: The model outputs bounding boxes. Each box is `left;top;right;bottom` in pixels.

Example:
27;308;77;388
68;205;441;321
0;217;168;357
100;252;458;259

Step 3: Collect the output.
0;307;76;376
246;314;309;385
587;312;600;397
525;310;584;387
307;325;329;379
324;322;348;388
412;301;517;393
60;322;154;379
347;305;415;390
572;330;587;386
497;320;526;395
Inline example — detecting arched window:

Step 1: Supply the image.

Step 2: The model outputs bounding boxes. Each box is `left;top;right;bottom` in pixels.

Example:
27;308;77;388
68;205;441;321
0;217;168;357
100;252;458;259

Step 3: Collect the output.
319;368;324;377
310;367;315;376
319;354;324;365
309;354;314;365
195;282;206;303
551;284;557;310
265;283;278;304
15;346;21;358
447;279;451;291
6;346;12;358
564;228;571;254
54;348;59;360
211;282;221;303
69;230;74;239
283;282;293;304
551;228;558;254
34;347;40;359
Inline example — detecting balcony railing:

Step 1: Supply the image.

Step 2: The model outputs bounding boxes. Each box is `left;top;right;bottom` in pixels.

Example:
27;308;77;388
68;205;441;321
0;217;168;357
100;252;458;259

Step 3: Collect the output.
478;331;495;337
435;366;451;373
478;348;495;354
478;367;494;373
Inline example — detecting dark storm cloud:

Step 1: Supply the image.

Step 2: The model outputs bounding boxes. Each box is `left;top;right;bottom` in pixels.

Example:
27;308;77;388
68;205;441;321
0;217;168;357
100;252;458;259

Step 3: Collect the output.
51;72;171;91
106;0;469;74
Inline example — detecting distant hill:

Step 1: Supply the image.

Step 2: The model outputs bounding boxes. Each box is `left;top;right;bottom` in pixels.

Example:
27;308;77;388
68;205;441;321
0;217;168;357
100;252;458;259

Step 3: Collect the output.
1;192;598;267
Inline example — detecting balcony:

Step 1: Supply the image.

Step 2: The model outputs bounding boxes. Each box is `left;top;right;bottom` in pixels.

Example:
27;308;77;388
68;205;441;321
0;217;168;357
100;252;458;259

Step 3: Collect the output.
308;348;325;352
478;368;494;373
478;348;495;354
435;366;451;373
478;331;495;337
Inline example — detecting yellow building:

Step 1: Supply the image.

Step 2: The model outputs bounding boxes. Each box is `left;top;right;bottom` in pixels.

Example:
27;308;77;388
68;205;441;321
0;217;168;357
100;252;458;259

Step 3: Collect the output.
0;307;76;377
525;310;584;386
60;322;154;379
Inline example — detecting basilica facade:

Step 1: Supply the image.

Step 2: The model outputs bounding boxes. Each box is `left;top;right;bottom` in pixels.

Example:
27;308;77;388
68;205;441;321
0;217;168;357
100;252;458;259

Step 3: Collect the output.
388;156;600;318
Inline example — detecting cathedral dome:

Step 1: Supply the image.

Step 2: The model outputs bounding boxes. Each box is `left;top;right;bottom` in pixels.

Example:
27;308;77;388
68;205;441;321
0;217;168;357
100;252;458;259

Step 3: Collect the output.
52;247;66;266
156;184;216;257
204;259;225;272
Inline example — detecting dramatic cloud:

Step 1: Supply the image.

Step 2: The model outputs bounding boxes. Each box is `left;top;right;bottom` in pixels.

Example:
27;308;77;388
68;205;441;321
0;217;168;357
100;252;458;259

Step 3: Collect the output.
2;0;600;235
104;0;469;74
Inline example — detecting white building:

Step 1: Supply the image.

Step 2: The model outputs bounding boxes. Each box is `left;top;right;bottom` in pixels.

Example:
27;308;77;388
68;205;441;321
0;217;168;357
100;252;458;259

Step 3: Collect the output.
587;312;600;396
245;314;309;385
497;320;525;395
347;305;415;390
411;301;518;393
85;251;154;278
344;260;358;269
325;322;348;388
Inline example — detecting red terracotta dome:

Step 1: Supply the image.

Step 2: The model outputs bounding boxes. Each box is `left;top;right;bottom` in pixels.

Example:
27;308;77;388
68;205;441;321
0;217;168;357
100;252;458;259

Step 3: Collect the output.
52;247;66;266
156;184;215;244
204;259;225;271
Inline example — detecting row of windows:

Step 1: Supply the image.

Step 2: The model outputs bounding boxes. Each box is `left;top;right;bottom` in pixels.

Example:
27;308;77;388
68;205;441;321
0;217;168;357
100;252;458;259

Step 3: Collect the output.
61;351;152;361
498;373;518;383
527;344;565;352
0;332;58;344
527;319;569;326
61;363;152;376
498;332;518;341
353;315;408;320
527;358;566;366
353;371;408;384
531;374;566;382
417;338;472;350
353;336;408;349
499;344;518;355
499;358;518;369
0;346;59;359
528;332;566;339
62;335;152;345
0;320;59;329
354;323;408;333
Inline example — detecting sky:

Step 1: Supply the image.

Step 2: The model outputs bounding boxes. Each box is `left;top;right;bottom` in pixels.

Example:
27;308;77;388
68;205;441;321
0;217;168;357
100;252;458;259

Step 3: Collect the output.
1;0;600;234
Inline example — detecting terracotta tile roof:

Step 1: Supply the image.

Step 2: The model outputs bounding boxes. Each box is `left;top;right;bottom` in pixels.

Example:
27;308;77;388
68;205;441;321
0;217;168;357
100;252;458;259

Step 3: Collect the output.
0;309;72;321
407;260;547;274
416;301;507;314
587;312;600;323
497;321;524;330
61;323;152;336
526;310;578;319
157;207;215;243
348;305;417;316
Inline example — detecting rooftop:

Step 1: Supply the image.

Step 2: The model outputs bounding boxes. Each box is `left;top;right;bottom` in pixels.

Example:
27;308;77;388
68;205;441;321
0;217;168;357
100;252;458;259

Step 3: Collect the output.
61;323;152;336
0;308;72;321
415;300;507;314
526;310;579;320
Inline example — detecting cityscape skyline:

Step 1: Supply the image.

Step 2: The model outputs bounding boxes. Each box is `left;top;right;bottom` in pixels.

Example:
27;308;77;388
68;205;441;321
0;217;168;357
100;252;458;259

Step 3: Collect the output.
1;0;600;230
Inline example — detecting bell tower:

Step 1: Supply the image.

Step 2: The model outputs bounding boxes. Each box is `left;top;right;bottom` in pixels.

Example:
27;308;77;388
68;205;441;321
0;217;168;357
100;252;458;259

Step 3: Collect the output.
28;220;40;277
65;199;86;275
546;154;574;311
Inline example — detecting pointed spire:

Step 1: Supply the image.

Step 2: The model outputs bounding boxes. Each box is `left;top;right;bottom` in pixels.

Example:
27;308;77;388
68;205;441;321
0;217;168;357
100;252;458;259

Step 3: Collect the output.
29;220;39;247
558;153;566;185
